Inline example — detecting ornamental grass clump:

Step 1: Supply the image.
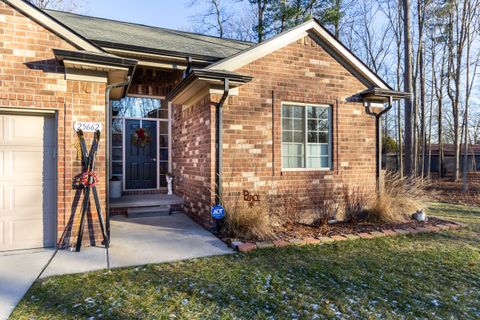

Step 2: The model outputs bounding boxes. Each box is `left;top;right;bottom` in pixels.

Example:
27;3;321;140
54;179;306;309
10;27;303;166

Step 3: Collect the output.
223;194;275;241
365;172;431;223
342;184;370;223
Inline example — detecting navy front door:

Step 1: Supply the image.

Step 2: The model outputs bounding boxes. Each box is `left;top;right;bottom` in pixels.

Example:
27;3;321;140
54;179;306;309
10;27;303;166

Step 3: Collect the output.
125;119;157;189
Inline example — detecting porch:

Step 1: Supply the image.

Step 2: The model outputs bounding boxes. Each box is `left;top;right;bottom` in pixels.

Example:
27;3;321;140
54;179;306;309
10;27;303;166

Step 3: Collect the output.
0;212;232;318
48;212;231;277
110;194;184;217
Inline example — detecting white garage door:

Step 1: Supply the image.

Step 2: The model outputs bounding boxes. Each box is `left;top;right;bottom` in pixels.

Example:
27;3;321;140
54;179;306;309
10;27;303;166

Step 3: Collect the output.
0;113;56;251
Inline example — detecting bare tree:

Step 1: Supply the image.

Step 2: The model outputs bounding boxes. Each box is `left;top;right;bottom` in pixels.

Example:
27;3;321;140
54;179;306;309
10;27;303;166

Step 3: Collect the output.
190;0;233;38
352;2;393;74
446;0;470;181
28;0;84;11
250;0;271;42
379;0;404;176
417;0;427;178
403;0;414;176
430;6;449;178
462;0;480;191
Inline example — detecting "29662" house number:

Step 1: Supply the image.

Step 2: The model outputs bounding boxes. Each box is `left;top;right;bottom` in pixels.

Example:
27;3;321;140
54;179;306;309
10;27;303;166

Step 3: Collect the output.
74;122;103;133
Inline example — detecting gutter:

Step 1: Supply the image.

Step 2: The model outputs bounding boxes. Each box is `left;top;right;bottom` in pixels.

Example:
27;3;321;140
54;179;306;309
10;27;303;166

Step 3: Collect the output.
365;96;394;194
215;79;229;204
94;40;224;63
166;69;253;102
53;49;138;68
105;76;133;239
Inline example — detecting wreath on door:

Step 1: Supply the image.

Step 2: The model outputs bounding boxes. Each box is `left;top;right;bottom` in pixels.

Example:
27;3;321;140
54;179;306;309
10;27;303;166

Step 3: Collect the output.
132;128;151;147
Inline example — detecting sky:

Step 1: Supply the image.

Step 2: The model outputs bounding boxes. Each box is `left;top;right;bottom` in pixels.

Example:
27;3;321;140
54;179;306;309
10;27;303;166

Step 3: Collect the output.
77;0;479;120
81;0;201;31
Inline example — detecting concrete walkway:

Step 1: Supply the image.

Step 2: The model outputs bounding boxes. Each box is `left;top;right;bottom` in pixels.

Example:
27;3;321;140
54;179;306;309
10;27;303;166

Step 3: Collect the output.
0;213;233;319
0;249;54;320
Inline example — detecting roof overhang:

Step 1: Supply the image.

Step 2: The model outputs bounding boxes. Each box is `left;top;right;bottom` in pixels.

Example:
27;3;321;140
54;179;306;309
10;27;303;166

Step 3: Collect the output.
361;87;410;114
53;49;138;99
3;0;103;52
96;41;218;71
167;69;253;106
208;19;393;90
360;87;410;103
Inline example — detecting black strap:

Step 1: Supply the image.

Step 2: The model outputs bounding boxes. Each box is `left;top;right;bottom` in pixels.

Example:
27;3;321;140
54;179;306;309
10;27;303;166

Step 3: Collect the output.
75;130;109;253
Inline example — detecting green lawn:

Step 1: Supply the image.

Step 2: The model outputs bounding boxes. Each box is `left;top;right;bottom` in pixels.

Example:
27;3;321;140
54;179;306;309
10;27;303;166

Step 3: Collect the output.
11;203;480;320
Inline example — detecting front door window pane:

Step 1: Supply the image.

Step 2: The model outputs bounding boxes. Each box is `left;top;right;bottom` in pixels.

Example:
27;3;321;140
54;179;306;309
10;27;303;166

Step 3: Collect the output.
111;96;170;190
112;97;167;119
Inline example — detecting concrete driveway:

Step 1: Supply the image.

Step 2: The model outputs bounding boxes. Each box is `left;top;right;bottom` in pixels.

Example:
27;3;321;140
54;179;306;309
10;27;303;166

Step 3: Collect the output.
0;212;233;319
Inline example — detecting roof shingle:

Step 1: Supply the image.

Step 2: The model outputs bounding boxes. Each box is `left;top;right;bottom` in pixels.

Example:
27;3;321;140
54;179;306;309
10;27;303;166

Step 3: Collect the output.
45;9;253;60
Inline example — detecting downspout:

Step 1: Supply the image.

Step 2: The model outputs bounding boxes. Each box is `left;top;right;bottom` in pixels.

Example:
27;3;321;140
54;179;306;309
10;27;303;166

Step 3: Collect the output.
215;78;230;204
105;76;132;239
185;57;193;76
366;96;394;194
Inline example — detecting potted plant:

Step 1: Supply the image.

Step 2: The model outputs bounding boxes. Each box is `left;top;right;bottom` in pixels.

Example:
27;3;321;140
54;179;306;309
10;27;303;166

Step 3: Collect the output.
109;176;122;198
166;172;174;195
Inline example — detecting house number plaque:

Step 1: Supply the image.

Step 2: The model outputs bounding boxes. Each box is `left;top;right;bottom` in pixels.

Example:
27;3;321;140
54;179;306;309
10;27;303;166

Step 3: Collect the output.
74;122;103;133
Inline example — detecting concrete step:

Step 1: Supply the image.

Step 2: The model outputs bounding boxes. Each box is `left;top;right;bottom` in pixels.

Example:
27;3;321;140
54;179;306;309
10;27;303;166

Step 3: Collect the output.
127;206;171;218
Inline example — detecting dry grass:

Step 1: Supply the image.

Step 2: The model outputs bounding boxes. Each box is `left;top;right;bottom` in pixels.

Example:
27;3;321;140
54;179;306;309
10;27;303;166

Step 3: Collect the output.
223;194;275;241
311;184;340;226
342;185;370;223
272;193;303;226
365;173;431;223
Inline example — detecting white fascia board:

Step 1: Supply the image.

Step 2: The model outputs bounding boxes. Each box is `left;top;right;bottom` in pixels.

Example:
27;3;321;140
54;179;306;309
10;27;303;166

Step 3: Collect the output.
207;20;315;71
310;25;388;89
208;20;389;90
3;0;102;52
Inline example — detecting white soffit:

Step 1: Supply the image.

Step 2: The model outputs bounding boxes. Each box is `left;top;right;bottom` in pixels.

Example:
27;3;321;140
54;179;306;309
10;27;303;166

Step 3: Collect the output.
208;20;389;90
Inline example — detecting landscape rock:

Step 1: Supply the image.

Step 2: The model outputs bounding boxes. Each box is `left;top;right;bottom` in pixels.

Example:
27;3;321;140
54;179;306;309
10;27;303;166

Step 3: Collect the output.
304;237;321;245
357;233;374;239
331;235;348;241
289;238;306;246
256;241;275;249
273;240;290;248
238;243;257;252
318;237;334;243
344;234;360;240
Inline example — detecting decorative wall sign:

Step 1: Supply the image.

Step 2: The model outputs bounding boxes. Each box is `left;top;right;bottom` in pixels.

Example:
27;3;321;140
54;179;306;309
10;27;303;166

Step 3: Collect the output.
211;204;225;220
74;122;103;133
73;140;82;160
243;190;260;208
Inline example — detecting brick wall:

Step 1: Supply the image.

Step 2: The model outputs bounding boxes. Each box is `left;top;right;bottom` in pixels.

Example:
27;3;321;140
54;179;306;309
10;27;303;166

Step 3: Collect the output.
220;35;377;216
0;2;107;247
173;35;378;226
128;67;183;97
172;96;216;228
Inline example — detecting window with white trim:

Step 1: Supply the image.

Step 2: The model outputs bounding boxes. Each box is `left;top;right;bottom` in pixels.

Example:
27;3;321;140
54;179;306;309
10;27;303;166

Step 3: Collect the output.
282;103;331;169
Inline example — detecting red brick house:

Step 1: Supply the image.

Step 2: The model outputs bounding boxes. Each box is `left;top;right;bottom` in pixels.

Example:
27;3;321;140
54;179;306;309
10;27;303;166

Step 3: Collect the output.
0;0;406;251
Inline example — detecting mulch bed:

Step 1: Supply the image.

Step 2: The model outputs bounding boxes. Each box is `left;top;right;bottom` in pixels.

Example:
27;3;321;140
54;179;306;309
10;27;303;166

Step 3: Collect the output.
273;217;449;241
227;217;463;252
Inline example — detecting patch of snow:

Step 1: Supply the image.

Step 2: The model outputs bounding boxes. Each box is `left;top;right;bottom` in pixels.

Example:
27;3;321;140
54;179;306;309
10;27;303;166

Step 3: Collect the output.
431;299;441;307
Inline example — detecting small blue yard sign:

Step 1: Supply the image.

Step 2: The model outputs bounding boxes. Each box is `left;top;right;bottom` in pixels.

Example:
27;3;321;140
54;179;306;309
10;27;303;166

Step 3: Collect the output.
211;204;225;220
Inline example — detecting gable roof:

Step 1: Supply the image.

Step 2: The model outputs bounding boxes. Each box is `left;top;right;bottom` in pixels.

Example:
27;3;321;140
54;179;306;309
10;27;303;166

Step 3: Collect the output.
208;19;392;90
45;10;254;61
2;0;102;52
